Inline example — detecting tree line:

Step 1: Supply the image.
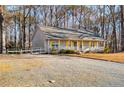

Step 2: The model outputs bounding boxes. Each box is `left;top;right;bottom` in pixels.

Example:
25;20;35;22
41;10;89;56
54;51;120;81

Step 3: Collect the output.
0;5;124;53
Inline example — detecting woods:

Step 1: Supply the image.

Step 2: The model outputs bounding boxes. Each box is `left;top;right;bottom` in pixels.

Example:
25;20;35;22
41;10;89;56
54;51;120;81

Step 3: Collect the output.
0;5;124;53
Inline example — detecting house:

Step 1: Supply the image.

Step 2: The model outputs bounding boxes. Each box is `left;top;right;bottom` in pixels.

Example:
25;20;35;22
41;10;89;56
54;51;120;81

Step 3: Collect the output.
32;25;105;53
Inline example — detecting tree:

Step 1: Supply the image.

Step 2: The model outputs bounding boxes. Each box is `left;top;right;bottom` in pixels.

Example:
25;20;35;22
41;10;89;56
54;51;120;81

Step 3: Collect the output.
120;5;124;51
0;5;4;54
2;5;124;53
108;5;117;52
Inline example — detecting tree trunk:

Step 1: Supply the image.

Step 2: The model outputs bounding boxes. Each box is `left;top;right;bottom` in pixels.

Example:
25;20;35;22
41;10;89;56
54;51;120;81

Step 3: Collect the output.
78;6;82;29
50;6;53;26
72;8;75;28
28;9;31;49
120;5;124;51
14;15;17;49
112;21;117;52
64;12;66;28
101;5;105;38
18;11;22;49
55;6;58;27
0;18;3;53
0;6;3;54
22;7;26;49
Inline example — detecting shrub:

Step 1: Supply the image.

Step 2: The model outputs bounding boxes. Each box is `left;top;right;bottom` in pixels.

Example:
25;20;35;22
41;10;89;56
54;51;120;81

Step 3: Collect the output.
59;49;66;54
104;47;110;53
51;48;58;54
66;49;76;54
59;49;76;54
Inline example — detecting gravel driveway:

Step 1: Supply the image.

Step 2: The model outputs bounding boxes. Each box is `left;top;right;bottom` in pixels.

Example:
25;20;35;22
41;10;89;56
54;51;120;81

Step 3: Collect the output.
0;54;124;87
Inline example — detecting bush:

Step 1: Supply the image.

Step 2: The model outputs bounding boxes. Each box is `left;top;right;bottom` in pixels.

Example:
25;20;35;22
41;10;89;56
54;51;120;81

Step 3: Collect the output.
59;49;76;54
51;48;58;54
104;47;110;53
59;49;66;54
66;49;76;54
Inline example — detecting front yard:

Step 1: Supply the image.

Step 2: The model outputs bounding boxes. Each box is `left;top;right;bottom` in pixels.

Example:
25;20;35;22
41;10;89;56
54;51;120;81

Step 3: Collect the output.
0;54;124;86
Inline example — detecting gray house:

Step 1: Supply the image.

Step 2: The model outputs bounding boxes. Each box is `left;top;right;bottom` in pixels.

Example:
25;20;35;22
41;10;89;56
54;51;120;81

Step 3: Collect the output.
32;25;105;53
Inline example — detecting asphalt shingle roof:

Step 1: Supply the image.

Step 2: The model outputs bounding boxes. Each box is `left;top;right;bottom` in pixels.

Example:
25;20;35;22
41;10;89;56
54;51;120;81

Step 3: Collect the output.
38;26;104;41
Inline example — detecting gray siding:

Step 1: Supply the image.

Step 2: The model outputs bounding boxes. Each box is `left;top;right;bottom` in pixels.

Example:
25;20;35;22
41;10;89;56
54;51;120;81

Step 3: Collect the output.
32;26;46;51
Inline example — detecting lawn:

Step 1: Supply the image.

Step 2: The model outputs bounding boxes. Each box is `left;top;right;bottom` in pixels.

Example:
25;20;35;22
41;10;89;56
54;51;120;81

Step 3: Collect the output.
0;54;45;73
0;54;124;86
66;53;124;63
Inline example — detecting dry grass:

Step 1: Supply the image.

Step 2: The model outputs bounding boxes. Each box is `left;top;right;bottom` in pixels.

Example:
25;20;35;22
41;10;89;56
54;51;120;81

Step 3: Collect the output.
0;55;45;72
66;53;124;63
0;63;12;72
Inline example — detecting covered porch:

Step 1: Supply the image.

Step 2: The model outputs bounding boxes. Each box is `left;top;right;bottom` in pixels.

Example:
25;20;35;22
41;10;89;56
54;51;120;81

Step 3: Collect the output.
46;39;104;53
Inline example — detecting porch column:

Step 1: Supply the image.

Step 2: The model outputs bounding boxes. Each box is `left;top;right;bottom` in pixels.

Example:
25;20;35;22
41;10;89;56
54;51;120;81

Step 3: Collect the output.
47;40;50;53
82;40;84;51
96;42;99;48
95;41;98;48
77;40;79;50
71;41;73;49
94;41;96;48
66;40;69;49
89;41;91;49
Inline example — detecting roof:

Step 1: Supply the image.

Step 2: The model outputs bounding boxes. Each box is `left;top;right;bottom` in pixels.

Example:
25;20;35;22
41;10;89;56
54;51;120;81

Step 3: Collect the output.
35;25;104;41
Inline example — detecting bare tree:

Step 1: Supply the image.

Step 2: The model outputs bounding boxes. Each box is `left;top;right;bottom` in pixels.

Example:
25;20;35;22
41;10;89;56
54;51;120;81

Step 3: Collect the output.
120;5;124;51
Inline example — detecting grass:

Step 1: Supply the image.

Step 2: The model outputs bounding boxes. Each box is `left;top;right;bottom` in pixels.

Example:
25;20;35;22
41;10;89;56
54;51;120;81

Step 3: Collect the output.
0;55;45;72
65;53;124;63
0;63;12;72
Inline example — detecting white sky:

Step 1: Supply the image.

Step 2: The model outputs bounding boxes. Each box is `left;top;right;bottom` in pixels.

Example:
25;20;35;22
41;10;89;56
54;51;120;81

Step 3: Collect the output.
1;0;124;5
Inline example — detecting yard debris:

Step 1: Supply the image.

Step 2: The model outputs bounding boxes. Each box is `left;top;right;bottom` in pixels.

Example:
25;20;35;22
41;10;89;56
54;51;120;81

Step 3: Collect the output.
48;80;56;84
25;69;31;71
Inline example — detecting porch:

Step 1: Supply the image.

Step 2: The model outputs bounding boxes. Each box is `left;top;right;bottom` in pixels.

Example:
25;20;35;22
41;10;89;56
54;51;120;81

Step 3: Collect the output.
46;39;104;53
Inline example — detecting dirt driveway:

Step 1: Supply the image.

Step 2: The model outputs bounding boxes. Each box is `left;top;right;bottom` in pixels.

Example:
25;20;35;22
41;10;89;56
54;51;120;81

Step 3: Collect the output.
0;54;124;87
